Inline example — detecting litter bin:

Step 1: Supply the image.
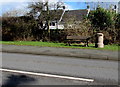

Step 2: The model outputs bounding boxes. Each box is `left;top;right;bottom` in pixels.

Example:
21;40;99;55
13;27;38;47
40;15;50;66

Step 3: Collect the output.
95;33;104;48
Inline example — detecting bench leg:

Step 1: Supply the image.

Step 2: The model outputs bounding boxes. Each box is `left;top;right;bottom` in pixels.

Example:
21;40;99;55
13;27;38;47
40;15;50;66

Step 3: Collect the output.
66;42;71;46
84;44;88;47
84;40;89;47
86;40;89;47
68;42;71;46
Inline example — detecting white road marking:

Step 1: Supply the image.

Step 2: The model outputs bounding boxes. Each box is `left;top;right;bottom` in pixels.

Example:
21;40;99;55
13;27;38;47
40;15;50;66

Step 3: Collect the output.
0;68;94;82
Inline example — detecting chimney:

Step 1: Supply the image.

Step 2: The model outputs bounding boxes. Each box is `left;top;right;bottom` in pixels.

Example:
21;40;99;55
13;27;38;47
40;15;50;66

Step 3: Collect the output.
114;5;117;13
87;5;90;17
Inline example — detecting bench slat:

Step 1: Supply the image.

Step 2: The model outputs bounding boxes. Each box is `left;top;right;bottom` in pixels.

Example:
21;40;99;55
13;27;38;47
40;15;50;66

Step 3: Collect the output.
67;36;90;40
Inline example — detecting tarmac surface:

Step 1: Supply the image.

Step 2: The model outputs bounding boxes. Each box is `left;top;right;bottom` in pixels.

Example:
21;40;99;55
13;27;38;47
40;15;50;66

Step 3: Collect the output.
1;45;119;85
2;71;92;85
1;44;119;61
2;53;119;85
1;71;118;86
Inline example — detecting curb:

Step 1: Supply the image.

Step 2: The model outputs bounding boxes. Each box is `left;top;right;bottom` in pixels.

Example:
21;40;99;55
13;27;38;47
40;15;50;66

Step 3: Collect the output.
2;48;119;61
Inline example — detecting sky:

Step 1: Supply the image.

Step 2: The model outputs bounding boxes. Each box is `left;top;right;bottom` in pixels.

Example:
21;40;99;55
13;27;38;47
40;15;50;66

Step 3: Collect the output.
0;0;119;16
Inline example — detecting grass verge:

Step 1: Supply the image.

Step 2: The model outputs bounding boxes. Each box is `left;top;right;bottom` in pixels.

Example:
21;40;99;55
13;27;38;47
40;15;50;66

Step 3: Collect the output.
1;41;119;51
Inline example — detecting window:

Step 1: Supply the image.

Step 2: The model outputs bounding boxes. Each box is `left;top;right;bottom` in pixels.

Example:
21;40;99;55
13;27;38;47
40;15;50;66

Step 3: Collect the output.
52;22;55;26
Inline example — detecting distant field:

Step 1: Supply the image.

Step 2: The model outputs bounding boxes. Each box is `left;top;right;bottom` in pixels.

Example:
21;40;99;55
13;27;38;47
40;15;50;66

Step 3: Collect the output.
1;41;119;51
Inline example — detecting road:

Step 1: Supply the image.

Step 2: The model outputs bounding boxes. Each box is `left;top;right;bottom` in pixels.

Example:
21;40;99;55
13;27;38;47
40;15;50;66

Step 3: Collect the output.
2;72;92;86
1;52;119;85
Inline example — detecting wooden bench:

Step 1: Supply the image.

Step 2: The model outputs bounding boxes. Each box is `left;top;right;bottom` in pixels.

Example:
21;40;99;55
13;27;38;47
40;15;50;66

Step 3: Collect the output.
65;36;91;47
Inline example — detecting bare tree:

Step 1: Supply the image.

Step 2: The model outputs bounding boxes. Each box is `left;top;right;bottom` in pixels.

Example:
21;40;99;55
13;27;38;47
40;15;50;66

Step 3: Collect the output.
2;9;26;17
27;0;65;41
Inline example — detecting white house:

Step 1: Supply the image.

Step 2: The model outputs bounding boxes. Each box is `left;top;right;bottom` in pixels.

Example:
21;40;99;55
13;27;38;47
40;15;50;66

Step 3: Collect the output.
49;21;64;29
49;8;90;30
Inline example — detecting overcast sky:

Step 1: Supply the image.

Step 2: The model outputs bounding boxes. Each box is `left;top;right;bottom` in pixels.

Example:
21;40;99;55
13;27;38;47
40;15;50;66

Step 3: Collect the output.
0;0;119;16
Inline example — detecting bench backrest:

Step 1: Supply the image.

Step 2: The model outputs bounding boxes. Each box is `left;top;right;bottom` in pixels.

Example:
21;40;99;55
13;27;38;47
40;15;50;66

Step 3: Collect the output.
66;36;90;40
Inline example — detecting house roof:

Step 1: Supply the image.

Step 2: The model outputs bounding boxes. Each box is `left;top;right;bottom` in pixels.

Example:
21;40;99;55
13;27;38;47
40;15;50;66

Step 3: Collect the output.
1;9;88;23
39;9;88;22
64;9;88;21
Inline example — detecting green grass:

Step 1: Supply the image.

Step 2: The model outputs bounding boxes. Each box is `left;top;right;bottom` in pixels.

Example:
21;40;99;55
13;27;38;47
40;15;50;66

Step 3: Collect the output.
1;41;119;51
